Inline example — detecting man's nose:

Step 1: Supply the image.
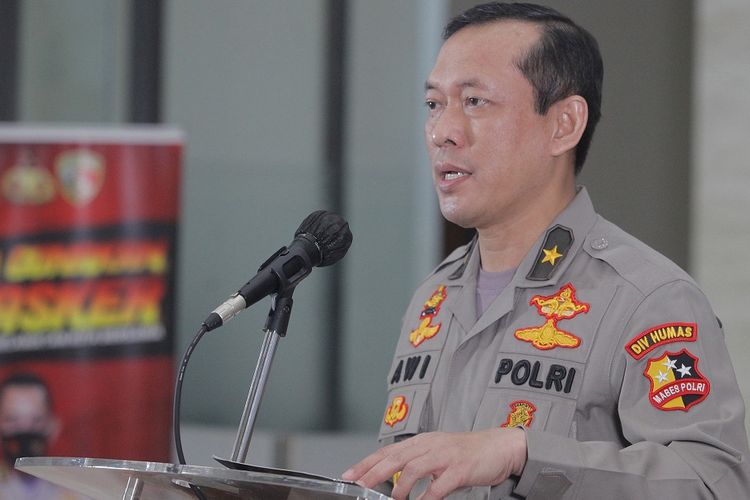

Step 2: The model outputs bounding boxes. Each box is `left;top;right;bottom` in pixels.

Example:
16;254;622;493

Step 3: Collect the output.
428;104;467;148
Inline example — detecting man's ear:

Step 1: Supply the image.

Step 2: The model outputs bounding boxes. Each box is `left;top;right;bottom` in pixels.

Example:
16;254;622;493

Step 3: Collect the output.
549;95;588;158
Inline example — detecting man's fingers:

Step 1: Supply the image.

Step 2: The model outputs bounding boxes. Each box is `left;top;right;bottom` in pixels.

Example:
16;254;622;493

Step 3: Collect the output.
357;447;430;491
391;452;446;500
344;429;526;498
342;441;424;487
418;465;466;500
341;446;389;481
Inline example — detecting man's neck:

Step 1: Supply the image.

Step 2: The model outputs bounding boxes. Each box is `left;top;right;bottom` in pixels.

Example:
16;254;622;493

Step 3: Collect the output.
477;185;576;272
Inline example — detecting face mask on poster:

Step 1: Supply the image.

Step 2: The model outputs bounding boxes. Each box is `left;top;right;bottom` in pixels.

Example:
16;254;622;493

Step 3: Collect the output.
2;432;49;468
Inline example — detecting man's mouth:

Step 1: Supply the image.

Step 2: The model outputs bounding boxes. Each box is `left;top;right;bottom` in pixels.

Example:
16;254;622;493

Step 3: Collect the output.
443;171;468;181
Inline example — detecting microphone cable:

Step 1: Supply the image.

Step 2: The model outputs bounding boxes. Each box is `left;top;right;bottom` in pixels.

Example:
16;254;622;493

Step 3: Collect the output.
173;323;210;500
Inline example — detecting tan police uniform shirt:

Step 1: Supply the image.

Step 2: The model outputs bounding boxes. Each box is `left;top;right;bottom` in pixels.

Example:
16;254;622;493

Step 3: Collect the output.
378;187;750;499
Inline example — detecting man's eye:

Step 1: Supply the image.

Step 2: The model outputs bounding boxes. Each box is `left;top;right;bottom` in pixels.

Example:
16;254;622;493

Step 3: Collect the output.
425;100;438;110
466;97;484;106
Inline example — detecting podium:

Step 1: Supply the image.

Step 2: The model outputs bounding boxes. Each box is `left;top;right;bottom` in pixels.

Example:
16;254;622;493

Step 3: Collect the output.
15;457;392;500
13;228;375;499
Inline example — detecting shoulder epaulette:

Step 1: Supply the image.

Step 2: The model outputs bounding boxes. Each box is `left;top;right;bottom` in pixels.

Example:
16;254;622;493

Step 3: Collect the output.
526;225;574;281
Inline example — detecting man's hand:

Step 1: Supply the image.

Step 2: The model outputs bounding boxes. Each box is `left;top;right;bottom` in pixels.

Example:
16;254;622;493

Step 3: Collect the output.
341;427;527;500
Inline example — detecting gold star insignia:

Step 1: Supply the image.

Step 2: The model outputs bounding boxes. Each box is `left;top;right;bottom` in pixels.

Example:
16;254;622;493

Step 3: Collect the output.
541;245;563;265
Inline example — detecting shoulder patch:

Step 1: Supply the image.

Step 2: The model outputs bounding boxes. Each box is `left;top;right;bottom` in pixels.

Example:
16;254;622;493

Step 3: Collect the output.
526;225;574;281
644;348;710;412
625;322;697;360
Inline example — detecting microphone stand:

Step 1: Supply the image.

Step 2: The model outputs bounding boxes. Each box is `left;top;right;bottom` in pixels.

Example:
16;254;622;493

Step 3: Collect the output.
230;287;295;463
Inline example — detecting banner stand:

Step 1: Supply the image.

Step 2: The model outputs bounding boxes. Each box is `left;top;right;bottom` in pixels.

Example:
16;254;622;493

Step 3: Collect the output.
0;125;183;497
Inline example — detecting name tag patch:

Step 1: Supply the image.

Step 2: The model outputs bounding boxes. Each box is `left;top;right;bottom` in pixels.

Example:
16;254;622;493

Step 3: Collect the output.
492;354;583;399
390;353;433;386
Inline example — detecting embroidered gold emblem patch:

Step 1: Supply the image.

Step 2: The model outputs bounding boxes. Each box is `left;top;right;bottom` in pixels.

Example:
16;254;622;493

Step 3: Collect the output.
384;395;409;427
514;283;589;350
501;400;537;428
409;285;447;347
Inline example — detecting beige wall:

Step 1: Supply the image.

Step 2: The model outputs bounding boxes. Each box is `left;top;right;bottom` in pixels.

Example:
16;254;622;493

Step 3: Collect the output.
692;0;750;428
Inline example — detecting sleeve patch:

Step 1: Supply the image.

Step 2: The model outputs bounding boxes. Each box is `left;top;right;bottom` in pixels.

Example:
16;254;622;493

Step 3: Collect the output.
644;349;710;411
625;322;697;360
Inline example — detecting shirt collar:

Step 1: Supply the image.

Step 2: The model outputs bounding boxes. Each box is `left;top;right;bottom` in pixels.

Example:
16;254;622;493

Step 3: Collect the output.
440;187;598;336
445;186;598;290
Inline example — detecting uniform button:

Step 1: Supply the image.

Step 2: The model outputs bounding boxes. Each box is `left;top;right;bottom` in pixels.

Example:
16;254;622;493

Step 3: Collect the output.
591;237;608;250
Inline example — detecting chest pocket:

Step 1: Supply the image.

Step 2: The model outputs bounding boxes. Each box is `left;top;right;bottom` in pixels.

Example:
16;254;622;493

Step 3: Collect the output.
379;283;456;443
378;387;430;442
474;396;575;444
471;284;617;437
379;347;441;442
471;354;580;437
379;339;445;442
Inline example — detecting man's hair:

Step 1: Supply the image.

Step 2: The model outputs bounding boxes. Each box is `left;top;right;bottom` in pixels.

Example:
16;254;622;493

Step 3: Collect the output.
0;373;53;410
444;2;603;174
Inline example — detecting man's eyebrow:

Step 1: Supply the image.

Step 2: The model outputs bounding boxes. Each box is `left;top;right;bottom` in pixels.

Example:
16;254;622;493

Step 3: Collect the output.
424;79;489;92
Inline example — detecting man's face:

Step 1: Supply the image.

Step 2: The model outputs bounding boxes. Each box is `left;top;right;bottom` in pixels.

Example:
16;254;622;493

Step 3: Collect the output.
425;21;558;230
0;385;53;436
0;384;58;466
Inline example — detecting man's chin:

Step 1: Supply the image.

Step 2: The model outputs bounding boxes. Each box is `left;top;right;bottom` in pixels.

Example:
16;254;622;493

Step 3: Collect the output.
439;204;475;229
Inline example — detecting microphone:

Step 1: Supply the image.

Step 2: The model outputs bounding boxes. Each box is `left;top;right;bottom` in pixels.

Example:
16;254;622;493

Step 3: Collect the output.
202;211;353;331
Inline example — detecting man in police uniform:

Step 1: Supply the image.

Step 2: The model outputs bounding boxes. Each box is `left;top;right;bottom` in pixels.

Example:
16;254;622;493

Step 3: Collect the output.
342;2;750;499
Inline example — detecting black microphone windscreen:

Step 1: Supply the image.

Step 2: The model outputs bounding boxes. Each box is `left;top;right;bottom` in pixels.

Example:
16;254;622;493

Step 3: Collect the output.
295;210;353;267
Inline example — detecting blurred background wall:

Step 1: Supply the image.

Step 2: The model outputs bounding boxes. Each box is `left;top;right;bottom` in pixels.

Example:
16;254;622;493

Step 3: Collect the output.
1;0;747;472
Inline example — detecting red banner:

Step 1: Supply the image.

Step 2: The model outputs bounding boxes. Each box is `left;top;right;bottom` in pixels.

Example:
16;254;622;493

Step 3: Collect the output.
0;127;182;474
